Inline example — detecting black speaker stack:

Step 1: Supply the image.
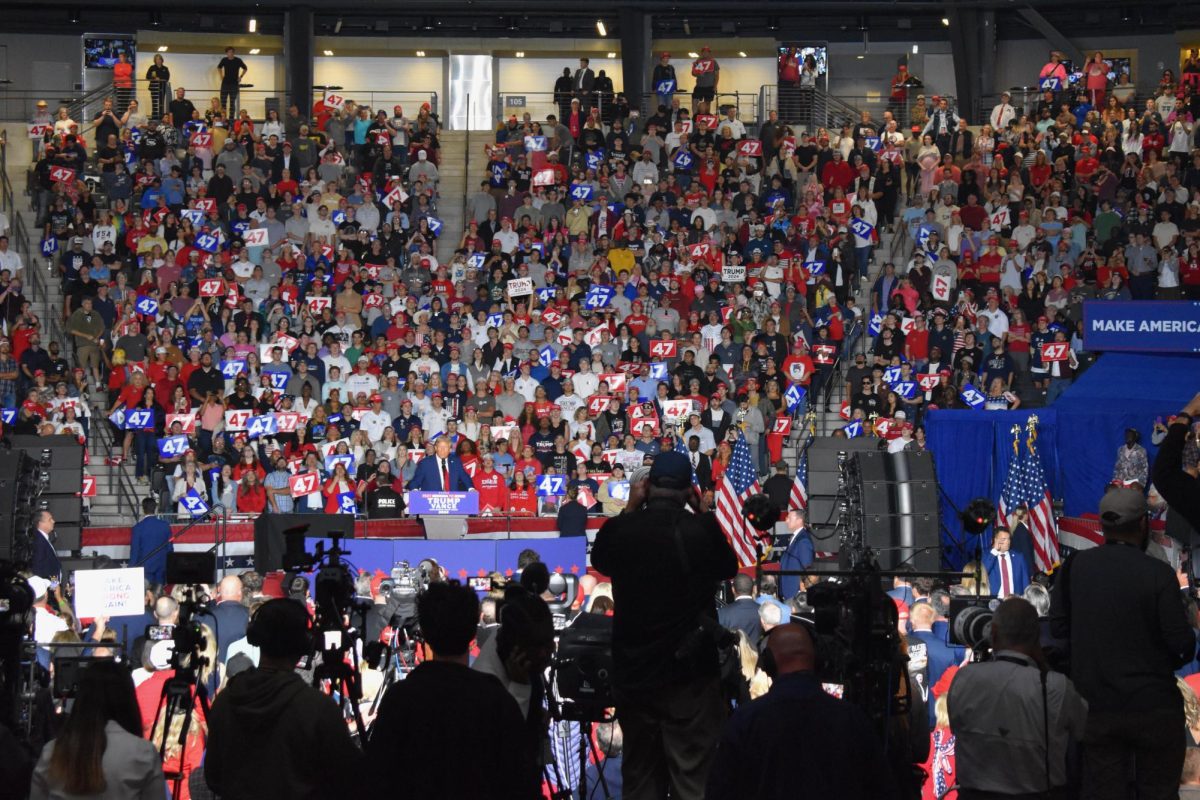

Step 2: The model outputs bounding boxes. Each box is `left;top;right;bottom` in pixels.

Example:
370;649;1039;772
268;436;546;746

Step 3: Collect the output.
7;435;86;557
0;449;40;563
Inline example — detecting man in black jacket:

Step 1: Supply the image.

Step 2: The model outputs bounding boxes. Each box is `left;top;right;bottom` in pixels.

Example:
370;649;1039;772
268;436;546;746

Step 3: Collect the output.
591;450;738;799
206;599;364;800
366;581;538;798
1050;486;1196;800
1152;392;1200;532
717;573;764;651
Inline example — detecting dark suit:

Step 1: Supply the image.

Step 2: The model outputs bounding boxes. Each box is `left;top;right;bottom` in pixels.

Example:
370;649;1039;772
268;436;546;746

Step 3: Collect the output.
779;528;814;600
981;549;1030;598
130;515;173;585
908;628;961;726
718;596;765;651
197;599;250;663
573;68;596;106
31;530;61;581
407;453;474;492
685;451;714;492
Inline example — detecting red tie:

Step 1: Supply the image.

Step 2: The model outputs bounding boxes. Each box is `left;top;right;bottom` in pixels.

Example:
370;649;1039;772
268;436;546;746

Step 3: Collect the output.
1000;553;1012;596
441;459;450;492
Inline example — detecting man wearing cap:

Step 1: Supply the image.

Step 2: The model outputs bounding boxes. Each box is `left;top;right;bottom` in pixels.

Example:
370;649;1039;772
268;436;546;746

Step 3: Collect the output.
1050;486;1196;799
691;47;720;108
592;450;738;798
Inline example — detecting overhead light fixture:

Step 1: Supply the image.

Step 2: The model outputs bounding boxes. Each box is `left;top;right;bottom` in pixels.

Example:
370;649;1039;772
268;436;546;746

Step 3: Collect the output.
738;51;747;58
607;52;616;59
334;17;343;34
157;45;168;52
941;17;950;26
515;51;525;58
249;48;261;55
683;18;691;35
857;55;865;60
912;44;919;54
687;51;699;59
416;50;426;57
149;10;162;27
248;17;257;33
596;19;606;37
323;49;334;56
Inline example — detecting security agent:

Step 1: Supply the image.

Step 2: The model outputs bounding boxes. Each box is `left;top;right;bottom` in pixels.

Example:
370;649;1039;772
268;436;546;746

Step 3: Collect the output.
1050;486;1196;800
591;450;738;800
948;598;1088;799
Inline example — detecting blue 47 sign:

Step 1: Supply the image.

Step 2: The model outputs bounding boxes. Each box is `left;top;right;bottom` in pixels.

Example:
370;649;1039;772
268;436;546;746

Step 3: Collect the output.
849;217;875;240
584;285;614;309
135;295;159;316
784;384;807;412
182;489;209;517
585;150;606;171
427;217;443;235
569;183;594;201
672;150;694;170
41;238;57;256
537;474;566;496
157;435;190;458
960;384;986;409
247;414;279;439
337;492;358;514
125;409;155;430
195;233;220;253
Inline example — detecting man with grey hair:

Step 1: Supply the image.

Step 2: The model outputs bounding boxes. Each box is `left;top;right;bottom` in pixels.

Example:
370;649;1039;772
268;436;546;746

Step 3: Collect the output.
949;598;1088;798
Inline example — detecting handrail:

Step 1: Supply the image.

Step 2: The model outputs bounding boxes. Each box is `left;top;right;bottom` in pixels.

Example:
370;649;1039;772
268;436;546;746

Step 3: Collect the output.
496;89;758;126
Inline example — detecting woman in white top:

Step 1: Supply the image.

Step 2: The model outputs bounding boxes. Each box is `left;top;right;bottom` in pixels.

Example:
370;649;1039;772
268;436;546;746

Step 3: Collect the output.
259;108;285;141
53;107;77;136
31;659;166;800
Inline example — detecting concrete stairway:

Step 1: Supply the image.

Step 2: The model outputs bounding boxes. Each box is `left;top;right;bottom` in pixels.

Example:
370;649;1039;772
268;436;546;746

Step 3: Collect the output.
434;130;468;263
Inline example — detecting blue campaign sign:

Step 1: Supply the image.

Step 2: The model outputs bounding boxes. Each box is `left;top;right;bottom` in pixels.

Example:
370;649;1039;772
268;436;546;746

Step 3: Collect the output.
868;313;883;337
538;345;557;367
331;210;346;226
883;366;902;385
40;238;57;256
182;489;209;517
916;225;934;249
808;260;826;276
655;78;677;95
649;361;669;380
1082;301;1200;353
865;136;881;152
850;217;875;240
843;420;863;438
585;150;606;171
672;150;694;170
108;407;126;428
327;413;344;426
486;313;504;328
195;233;220;253
267;371;289;390
468;253;486;269
893;381;917;400
784;384;807;412
408;491;481;515
135;295;159;316
125;409;155;430
960;384;986;409
231;220;250;238
537;474;566;496
157;435;190;458
129;127;142;144
535;286;557;303
0;409;16;424
569;183;595;201
525;135;547;151
247;414;279;439
181;209;204;225
584;285;614;309
1038;76;1060;91
337;492;358;515
220;359;246;379
325;453;356;473
427;216;443;235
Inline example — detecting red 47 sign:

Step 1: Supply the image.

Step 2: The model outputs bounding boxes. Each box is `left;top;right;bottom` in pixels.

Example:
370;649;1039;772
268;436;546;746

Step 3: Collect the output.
199;278;224;297
688;242;711;260
599;372;627;393
191;132;212;148
737;139;763;157
50;166;76;184
1040;342;1069;362
693;59;715;74
587;395;614;416
812;344;837;365
195;198;217;214
81;475;97;497
632;418;659;436
772;417;792;436
917;374;940;392
649;339;678;359
289;472;318;497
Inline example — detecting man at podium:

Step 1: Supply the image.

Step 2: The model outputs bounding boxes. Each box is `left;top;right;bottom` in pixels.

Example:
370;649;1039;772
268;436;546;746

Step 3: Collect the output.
407;436;474;493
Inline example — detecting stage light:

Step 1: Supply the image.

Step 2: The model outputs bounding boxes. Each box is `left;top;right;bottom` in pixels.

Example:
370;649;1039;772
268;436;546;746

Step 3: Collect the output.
248;17;257;33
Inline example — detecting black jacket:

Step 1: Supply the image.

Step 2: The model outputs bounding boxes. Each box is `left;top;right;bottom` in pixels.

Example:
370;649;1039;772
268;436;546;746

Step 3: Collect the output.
1152;421;1200;533
717;597;765;651
591;498;738;691
30;532;61;581
206;667;364;800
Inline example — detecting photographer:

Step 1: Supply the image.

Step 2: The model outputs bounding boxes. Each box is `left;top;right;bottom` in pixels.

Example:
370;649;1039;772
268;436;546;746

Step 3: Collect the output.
205;599;364;800
1050;487;1196;800
948;598;1088;799
591;450;738;800
366;581;539;799
1152;392;1200;532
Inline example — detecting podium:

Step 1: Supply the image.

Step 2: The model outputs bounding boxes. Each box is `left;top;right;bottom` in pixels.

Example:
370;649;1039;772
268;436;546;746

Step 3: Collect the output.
408;492;480;540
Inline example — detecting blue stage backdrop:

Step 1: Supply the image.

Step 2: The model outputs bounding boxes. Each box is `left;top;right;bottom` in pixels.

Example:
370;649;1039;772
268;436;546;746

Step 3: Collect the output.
302;537;588;583
928;353;1200;568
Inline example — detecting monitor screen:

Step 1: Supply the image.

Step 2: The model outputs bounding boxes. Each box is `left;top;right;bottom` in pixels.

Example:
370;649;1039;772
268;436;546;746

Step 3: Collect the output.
778;45;829;78
1060;57;1132;88
83;36;136;69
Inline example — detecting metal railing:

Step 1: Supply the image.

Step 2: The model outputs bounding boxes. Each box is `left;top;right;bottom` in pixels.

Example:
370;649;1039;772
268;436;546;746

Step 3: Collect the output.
759;84;960;133
496;89;758;127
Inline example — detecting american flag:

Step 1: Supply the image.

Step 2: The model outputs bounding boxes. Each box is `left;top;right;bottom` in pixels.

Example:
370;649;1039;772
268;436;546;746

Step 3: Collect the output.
789;449;808;511
716;432;765;566
997;437;1060;573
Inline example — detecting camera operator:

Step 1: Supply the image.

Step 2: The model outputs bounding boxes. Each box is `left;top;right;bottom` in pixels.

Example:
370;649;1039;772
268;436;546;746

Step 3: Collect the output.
948;598;1088;799
1151;392;1200;532
1050;486;1196;800
366;581;539;799
706;623;899;799
205;599;364;800
591;450;738;800
473;584;556;721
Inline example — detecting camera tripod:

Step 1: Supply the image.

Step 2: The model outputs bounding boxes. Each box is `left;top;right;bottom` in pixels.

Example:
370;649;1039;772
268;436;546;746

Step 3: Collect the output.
151;587;211;800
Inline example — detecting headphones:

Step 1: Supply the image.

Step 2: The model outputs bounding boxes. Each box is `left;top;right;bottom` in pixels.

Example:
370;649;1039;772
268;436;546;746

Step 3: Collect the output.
246;598;314;658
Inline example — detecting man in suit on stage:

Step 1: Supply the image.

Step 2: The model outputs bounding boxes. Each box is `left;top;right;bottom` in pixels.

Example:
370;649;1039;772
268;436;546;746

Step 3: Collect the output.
30;510;61;582
407;435;474;492
718;573;765;650
981;527;1029;599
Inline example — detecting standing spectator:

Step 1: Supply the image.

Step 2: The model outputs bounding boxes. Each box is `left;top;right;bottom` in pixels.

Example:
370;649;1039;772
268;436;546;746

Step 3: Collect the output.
146;53;171;120
652;52;677;112
573;57;595;111
692;47;720;111
217;47;247;118
112;51;134;113
553;67;573;120
129;497;172;585
1050;487;1196;800
1152;393;1200;533
1113;427;1149;487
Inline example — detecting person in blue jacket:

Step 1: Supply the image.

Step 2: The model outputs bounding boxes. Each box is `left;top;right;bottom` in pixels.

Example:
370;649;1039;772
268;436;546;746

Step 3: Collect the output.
779;508;815;600
129;497;173;585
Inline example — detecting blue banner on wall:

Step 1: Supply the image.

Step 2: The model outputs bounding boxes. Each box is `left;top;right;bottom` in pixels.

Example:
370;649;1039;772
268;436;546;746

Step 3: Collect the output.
1083;301;1200;353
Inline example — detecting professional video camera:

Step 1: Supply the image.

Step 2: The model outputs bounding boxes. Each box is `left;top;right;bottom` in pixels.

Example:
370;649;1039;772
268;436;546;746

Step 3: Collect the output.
0;560;34;731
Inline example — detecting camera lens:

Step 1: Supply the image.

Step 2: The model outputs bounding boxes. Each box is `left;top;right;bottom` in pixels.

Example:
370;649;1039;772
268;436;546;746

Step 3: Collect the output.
953;605;994;649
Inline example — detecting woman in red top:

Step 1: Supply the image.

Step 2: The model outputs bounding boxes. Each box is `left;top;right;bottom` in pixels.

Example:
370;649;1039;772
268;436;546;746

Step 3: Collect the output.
473;455;510;514
231;447;266;483
1007;308;1032;375
507;470;538;516
513;444;543;481
112;52;133;111
624;301;649;336
826;187;851;227
1028;151;1052;191
322;462;356;514
236;471;267;515
455;437;480;478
